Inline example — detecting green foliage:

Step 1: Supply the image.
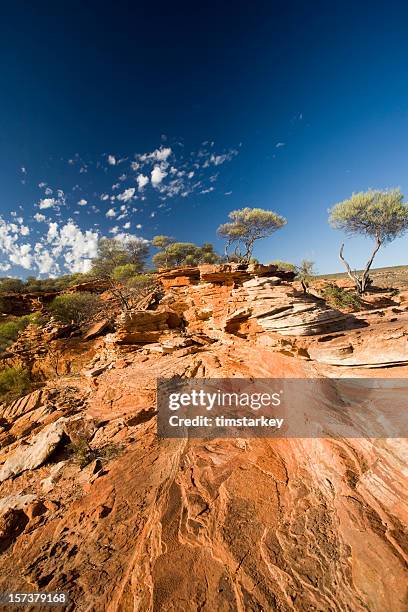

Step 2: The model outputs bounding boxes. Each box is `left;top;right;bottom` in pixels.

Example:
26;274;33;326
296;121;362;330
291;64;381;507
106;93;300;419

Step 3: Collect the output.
0;273;97;295
0;314;40;352
69;438;122;469
0;278;24;293
269;260;297;272
91;237;149;278
126;273;155;289
49;292;101;326
321;284;362;310
152;241;220;268
112;263;141;282
0;367;32;404
151;235;175;250
329;189;408;242
329;189;408;293
295;259;316;293
218;207;287;262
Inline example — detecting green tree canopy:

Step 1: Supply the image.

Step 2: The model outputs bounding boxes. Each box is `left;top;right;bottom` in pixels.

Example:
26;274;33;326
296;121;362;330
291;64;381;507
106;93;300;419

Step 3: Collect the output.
329;189;408;292
152;241;220;268
91;237;149;278
217;207;287;263
151;235;175;250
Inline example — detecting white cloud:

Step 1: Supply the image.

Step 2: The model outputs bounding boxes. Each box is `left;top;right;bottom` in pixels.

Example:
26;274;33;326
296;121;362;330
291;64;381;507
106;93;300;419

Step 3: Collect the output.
275;142;285;148
8;241;32;269
154;146;172;162
117;188;135;203
151;165;167;187
106;208;116;218
35;249;56;274
0;218;33;270
47;222;59;242
34;213;46;222
137;174;149;191
123;222;131;229
38;198;57;209
140;146;172;163
108;155;116;165
46;221;99;273
78;199;88;206
136;223;142;229
109;226;119;234
100;194;109;201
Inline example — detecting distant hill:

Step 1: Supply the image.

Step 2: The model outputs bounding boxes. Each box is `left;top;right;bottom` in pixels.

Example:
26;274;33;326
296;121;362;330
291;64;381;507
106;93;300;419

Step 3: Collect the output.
319;264;408;288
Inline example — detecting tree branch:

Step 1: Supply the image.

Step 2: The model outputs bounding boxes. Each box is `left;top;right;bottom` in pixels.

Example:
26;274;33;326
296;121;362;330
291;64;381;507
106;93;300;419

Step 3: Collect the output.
339;243;361;291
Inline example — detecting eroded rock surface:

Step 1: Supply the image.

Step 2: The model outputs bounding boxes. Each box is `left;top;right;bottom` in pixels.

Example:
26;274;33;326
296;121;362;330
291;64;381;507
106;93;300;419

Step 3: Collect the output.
0;264;407;611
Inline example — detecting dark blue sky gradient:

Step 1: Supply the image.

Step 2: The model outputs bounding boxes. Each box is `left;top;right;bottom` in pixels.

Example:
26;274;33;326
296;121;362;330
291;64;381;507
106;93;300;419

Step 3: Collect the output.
0;1;408;275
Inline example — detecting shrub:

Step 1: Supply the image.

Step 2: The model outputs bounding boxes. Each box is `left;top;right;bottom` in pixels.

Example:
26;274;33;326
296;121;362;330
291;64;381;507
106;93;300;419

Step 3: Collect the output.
69;438;122;468
0;367;31;404
0;278;24;293
321;284;362;310
0;314;40;352
49;292;101;326
269;260;296;272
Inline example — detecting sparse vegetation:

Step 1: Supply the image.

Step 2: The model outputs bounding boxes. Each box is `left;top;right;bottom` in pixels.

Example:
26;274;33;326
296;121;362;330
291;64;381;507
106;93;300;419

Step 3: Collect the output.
218;207;287;263
0;273;97;295
49;292;102;326
69;438;123;469
269;260;297;272
0;313;41;352
295;260;316;293
321;284;362;310
0;367;32;404
0;278;25;293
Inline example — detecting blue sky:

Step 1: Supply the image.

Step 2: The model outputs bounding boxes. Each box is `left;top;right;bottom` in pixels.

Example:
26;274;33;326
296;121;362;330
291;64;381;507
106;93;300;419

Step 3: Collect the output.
1;0;408;277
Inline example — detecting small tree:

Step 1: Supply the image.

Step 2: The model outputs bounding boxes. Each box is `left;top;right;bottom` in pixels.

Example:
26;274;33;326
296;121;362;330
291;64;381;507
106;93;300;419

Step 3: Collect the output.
199;243;221;264
217;207;287;263
91;237;150;309
152;241;220;268
329;189;408;293
295;260;316;294
151;235;175;267
91;237;149;278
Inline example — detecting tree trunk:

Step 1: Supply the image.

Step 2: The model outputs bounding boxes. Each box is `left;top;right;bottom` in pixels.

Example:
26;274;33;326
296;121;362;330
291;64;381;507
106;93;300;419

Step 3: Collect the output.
360;236;382;293
339;243;362;292
339;239;382;294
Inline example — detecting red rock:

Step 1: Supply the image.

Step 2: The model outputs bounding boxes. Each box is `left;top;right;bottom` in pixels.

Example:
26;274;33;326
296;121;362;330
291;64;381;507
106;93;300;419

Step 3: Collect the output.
83;319;110;340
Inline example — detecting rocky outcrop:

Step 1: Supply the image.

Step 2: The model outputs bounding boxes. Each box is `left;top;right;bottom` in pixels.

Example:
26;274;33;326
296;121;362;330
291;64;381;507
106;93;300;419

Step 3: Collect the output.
160;267;350;339
110;307;182;343
309;318;408;367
